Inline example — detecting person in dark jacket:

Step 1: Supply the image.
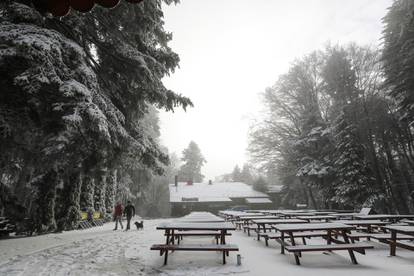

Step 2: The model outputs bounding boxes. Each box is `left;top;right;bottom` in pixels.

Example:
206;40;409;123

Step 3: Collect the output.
124;200;136;231
113;201;124;230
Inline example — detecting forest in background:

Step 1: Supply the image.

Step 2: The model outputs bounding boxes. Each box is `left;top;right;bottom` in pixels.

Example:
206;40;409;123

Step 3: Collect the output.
248;0;414;214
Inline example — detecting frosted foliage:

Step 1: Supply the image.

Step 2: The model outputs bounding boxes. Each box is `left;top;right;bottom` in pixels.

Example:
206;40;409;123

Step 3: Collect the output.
0;21;129;154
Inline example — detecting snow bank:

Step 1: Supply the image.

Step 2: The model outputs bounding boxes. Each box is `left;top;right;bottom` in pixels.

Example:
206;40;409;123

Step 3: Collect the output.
0;218;413;275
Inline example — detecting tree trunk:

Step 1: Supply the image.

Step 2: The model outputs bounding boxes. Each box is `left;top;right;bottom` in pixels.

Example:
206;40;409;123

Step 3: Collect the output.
61;170;82;230
105;169;117;214
94;168;107;213
80;174;95;210
35;168;59;232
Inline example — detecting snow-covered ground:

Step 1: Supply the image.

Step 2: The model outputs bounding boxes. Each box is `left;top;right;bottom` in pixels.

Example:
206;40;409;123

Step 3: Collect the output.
0;218;413;276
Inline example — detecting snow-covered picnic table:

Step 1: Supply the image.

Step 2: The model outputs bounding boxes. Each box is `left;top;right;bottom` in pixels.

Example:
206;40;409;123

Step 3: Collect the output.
354;214;414;222
382;225;414;256
252;218;307;234
152;215;238;265
296;215;336;222
272;222;374;265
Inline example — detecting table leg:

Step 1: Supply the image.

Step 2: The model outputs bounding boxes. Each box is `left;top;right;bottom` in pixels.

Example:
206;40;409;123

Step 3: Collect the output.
165;229;170;245
366;225;371;241
342;230;357;264
289;231;300;265
224;230;229;256
327;230;332;245
390;230;397;256
281;231;285;254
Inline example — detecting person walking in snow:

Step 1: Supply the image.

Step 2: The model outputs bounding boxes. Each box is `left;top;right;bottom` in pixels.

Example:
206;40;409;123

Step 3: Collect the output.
113;201;124;230
124;200;136;231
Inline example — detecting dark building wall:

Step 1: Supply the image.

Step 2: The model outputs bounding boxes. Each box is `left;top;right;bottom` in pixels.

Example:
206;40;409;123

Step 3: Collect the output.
170;202;232;217
170;200;274;216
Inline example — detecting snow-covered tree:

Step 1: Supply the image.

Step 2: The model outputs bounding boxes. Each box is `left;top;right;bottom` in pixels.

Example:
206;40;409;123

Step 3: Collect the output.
178;141;206;183
0;0;192;232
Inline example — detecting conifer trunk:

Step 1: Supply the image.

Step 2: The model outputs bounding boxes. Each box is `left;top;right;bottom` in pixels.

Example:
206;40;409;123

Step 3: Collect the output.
80;174;95;210
94;168;107;214
35;168;59;232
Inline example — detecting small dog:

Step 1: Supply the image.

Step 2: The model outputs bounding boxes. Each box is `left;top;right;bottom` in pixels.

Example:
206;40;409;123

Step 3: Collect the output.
134;221;144;230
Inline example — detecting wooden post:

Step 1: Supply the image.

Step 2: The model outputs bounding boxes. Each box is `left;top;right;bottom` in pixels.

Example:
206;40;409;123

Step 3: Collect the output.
390;230;397;256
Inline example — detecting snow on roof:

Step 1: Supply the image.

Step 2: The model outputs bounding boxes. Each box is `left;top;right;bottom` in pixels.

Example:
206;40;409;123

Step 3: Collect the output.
245;198;273;204
170;182;269;203
267;185;284;193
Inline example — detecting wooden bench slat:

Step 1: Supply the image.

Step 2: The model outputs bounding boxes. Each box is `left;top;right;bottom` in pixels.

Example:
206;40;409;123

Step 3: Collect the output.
151;244;239;251
370;234;414;240
265;231;328;239
393;241;414;250
285;243;373;252
172;231;231;236
348;232;371;238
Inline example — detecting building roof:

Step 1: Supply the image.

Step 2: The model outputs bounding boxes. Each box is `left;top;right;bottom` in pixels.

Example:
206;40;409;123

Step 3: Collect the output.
169;182;269;203
245;198;273;204
267;185;284;193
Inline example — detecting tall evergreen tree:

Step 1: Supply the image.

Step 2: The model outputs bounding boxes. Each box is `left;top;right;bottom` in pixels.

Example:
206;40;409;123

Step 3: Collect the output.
383;0;414;124
231;165;242;182
178;141;206;183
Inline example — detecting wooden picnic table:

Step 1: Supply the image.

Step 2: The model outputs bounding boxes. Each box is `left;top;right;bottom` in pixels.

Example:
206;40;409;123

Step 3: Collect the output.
266;210;314;215
235;213;266;218
297;215;336;222
401;219;414;226
154;221;237;265
252;219;307;233
331;213;359;219
354;214;414;222
308;211;337;215
272;222;373;265
237;215;281;222
279;212;316;218
383;225;414;256
339;220;389;232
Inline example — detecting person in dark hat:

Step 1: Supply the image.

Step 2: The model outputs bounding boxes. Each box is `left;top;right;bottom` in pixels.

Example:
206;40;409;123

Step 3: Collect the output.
124;200;136;231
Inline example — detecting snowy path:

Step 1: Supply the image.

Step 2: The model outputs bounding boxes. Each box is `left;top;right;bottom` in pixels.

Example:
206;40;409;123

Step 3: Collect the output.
0;219;413;275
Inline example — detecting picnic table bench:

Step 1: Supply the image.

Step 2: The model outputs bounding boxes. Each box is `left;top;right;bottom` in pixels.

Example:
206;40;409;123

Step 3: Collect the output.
170;231;232;244
153;221;238;265
339;220;389;240
150;244;239;264
401;219;414;226
273;222;374;265
261;231;328;246
243;225;275;236
252;218;307;239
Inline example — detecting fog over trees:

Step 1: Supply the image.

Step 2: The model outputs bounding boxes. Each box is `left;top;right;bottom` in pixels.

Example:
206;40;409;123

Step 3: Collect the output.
248;0;414;213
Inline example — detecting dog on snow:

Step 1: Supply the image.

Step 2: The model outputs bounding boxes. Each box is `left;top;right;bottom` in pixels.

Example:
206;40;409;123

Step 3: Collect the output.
134;221;144;230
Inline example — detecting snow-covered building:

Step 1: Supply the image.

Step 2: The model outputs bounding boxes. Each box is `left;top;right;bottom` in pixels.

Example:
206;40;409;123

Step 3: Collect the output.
169;182;272;216
266;185;284;208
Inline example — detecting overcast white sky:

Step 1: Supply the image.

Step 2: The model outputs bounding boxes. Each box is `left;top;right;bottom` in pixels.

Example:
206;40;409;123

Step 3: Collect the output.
159;0;393;181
